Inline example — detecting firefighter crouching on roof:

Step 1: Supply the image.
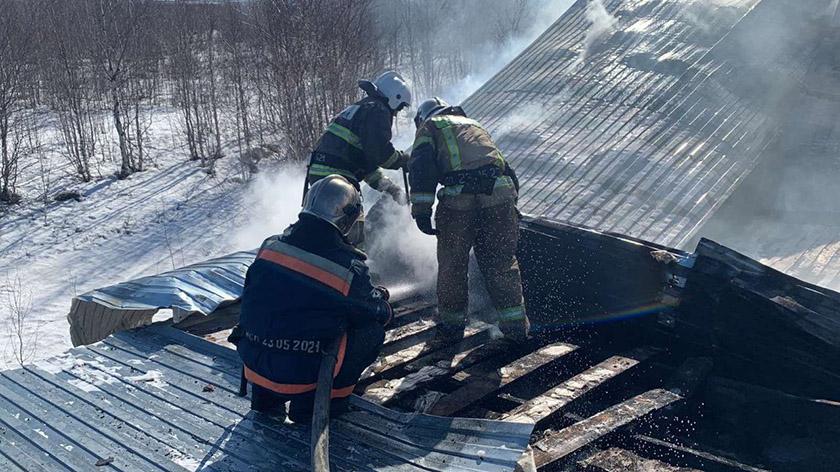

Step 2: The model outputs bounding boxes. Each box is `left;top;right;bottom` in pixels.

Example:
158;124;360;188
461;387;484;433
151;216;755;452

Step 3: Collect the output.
408;97;530;342
306;70;413;245
231;175;392;423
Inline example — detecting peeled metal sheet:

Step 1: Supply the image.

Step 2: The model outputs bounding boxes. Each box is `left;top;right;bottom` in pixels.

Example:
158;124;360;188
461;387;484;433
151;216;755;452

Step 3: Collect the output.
0;325;533;471
67;250;255;346
462;0;827;249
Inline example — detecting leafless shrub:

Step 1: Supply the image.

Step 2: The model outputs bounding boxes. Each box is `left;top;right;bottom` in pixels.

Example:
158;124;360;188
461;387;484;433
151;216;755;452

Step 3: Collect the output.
1;0;535;184
2;274;39;367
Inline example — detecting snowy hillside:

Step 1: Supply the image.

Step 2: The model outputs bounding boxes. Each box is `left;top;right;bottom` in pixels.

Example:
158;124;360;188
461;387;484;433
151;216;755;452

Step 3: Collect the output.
0;106;435;370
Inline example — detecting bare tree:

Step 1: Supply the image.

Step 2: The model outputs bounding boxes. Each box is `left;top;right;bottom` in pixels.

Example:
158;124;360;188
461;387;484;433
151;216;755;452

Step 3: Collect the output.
168;1;223;168
0;0;38;203
83;0;158;178
221;1;255;159
2;0;537;189
44;1;99;182
250;0;378;160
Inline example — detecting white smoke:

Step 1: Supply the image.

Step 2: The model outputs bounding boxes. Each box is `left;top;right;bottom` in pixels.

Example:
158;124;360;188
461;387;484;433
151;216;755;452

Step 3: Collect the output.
444;0;577;103
228;162;437;298
230;164;307;250
495;101;549;136
362;178;438;297
577;0;618;65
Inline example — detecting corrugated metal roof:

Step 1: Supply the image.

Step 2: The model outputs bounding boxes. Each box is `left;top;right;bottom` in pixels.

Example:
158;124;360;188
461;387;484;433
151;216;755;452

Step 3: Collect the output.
0;325;532;471
696;28;840;291
462;0;825;249
75;250;255;316
67;251;256;346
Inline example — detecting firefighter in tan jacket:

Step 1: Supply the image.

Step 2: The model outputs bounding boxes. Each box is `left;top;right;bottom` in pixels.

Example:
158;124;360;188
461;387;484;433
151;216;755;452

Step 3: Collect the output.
408;97;530;341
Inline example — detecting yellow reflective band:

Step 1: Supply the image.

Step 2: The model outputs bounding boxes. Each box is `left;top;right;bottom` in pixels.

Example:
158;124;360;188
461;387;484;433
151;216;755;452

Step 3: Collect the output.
496;176;514;188
494;149;506;167
381;150;401;169
410;192;435;203
327;123;362;150
364;169;384;186
440;127;462;171
498;305;526;321
309;164;356;180
413;136;434;148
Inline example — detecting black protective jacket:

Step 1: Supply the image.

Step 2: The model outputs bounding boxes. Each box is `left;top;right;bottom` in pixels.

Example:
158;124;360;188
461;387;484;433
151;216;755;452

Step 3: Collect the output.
235;215;391;393
308;83;406;191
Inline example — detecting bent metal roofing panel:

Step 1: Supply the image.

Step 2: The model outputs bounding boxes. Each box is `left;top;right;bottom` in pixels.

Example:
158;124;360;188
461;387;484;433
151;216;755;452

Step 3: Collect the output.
462;0;826;249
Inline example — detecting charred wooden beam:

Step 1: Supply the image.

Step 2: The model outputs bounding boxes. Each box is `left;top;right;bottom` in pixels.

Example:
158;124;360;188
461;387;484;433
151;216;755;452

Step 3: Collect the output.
358;323;493;384
533;389;682;468
497;347;658;425
626;435;770;472
428;342;578;417
518;217;679;332
363;340;511;405
579;447;702;472
674;238;840;398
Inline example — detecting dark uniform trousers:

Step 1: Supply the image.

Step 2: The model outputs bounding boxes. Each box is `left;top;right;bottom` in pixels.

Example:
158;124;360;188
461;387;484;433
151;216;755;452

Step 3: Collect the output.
435;200;524;327
249;321;384;419
237;218;391;422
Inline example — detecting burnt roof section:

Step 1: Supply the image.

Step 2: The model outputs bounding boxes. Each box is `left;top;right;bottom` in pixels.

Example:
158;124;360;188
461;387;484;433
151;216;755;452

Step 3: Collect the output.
462;0;836;253
0;324;532;471
696;22;840;291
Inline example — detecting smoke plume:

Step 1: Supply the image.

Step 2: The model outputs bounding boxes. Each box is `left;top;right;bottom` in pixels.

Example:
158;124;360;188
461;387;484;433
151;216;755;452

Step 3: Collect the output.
444;0;577;103
230;164;307;251
577;0;618;65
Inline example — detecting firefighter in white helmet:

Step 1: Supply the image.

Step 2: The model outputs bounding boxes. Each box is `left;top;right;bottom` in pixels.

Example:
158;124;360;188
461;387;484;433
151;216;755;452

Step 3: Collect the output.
306;71;413;244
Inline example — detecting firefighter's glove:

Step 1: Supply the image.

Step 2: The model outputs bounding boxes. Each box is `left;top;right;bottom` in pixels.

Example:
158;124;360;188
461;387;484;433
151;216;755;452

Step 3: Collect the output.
415;214;438;236
385;185;407;205
371;299;394;326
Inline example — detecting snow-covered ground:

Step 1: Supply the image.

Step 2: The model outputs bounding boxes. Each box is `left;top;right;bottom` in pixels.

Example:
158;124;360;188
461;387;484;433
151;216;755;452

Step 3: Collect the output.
0;108;249;368
0;106;435;371
0;0;574;370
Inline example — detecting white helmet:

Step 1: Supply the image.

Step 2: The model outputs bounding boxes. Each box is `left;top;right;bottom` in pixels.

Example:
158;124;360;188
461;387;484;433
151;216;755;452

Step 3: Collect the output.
372;71;412;112
414;97;449;128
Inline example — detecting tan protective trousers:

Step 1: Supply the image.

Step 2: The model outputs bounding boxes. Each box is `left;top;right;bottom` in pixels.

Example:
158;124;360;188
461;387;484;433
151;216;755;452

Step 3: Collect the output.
435;200;527;327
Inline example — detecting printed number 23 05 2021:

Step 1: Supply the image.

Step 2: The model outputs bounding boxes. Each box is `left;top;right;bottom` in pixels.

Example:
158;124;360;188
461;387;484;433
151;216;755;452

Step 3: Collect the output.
260;338;321;353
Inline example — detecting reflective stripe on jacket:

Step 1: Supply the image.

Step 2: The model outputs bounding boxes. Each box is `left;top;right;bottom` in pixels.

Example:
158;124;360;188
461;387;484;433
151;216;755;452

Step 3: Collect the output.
408;108;516;217
236;216;386;396
309;95;406;189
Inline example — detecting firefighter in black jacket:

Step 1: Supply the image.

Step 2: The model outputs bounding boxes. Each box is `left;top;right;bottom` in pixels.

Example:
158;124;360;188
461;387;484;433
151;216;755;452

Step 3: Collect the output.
307;71;413;244
234;175;392;423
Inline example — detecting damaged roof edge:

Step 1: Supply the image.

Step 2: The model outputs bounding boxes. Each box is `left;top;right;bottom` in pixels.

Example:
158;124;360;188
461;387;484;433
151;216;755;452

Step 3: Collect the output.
66;216;840;353
67;250;255;346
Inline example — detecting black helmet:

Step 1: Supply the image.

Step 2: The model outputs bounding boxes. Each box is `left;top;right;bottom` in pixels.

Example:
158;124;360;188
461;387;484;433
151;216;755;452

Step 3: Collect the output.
414;97;449;128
